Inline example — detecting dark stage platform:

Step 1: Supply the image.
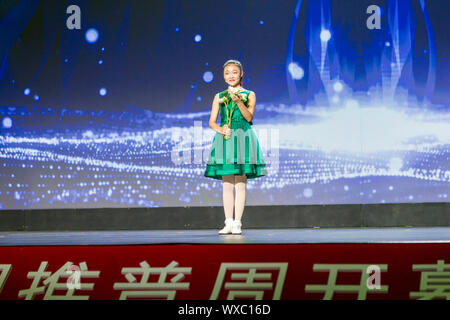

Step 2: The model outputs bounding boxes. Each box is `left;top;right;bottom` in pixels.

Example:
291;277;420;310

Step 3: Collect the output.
1;202;449;232
1;227;449;246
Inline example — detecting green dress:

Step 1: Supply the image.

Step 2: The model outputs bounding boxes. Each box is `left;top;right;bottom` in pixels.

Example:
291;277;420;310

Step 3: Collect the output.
204;89;268;180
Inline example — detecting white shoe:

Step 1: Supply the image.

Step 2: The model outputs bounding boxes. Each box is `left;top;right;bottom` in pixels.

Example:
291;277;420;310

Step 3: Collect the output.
231;220;242;235
218;219;234;235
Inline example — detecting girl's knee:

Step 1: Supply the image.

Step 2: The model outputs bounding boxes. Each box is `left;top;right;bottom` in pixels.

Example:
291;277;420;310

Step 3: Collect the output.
222;174;234;183
235;174;247;184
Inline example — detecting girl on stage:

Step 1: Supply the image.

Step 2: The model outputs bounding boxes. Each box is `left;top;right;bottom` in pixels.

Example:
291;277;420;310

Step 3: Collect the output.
204;59;267;235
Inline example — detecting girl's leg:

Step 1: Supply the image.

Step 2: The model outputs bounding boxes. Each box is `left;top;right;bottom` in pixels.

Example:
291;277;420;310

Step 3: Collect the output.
234;174;247;221
222;174;235;219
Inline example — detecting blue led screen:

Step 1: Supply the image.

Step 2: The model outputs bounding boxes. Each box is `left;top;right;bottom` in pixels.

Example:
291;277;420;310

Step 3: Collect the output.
0;0;449;209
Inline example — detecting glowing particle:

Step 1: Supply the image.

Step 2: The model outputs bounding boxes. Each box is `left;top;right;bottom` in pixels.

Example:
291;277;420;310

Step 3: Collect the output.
303;188;313;198
194;34;202;42
288;62;304;80
2;117;12;128
85;28;99;43
320;30;331;42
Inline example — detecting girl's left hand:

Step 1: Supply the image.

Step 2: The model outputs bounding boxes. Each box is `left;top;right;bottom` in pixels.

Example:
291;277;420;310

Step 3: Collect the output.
228;90;242;103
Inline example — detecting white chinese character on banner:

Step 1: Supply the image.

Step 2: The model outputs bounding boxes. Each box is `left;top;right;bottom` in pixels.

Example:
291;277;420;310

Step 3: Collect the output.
18;261;100;300
210;262;288;300
305;264;388;300
410;260;450;300
113;260;192;300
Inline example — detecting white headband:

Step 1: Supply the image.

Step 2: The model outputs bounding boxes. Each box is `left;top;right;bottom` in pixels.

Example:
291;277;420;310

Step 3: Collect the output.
223;59;243;71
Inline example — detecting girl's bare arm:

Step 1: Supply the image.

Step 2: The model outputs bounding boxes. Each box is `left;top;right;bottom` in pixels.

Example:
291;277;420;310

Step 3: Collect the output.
209;93;225;134
232;90;256;123
246;91;256;122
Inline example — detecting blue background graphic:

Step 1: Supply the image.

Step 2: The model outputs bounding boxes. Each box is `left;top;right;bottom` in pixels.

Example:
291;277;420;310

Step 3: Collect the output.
0;0;449;209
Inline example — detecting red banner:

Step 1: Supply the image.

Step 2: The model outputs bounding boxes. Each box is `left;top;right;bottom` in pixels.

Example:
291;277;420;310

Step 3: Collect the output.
0;243;449;300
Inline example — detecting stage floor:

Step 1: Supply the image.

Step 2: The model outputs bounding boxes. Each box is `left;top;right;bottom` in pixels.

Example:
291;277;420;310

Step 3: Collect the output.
0;227;449;246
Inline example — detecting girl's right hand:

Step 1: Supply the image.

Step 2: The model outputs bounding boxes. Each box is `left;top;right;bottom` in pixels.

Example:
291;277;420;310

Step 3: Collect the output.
221;124;232;136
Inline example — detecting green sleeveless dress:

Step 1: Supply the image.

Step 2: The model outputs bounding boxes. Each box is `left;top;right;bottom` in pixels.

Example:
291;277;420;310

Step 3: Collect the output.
204;89;268;180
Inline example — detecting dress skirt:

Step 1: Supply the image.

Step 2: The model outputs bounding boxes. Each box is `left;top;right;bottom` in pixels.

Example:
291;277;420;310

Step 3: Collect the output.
204;119;267;180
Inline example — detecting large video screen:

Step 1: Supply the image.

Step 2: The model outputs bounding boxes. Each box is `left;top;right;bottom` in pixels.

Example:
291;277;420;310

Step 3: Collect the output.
0;0;449;209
